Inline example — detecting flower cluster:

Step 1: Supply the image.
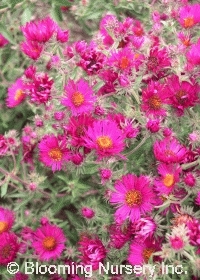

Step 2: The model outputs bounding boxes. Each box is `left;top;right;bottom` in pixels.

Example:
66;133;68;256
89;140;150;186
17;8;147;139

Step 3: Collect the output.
1;1;200;279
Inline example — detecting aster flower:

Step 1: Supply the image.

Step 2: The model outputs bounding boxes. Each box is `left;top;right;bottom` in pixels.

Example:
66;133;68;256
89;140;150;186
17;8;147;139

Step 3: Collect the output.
26;72;54;104
78;45;106;75
110;174;156;223
0;207;15;234
38;134;70;172
195;192;200;206
20;41;43;60
32;224;66;261
0;135;8;156
186;39;200;67
178;4;200;28
132;217;157;241
128;237;161;265
99;14;117;47
83;119;125;158
109;223;131;249
0;232;19;265
21;17;57;43
178;32;191;47
65;114;94;147
61;79;96;116
153;137;187;164
146;45;171;77
107;47;135;73
6;78;26;108
0;33;9;47
186;219;200;247
154;163;181;195
78;235;106;270
141;81;168;117
164;75;199;115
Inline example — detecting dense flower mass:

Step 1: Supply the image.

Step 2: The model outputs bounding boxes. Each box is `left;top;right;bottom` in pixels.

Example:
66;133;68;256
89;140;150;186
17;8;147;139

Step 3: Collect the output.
2;0;200;279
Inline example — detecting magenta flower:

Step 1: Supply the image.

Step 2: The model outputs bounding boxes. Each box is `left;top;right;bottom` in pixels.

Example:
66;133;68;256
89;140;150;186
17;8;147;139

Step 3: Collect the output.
109;223;131;249
141;81;168;117
0;33;9;47
0;207;15;234
110;174;156;223
20;41;43;60
32;224;66;261
165;75;199;115
78;235;106;270
6;78;26;108
107;47;135;72
0;135;8;156
178;4;200;28
186;39;200;67
83;119;125;158
38;134;70;172
81;207;95;219
128;238;161;265
146;45;171;77
26;72;54;104
62;79;96;115
154;163;181;195
65;114;94;147
10;272;29;280
21;17;57;43
0;232;19;265
153;137;187;164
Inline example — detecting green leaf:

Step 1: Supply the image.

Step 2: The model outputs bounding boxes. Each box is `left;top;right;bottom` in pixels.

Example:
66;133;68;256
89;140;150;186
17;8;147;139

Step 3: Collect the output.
1;180;9;197
21;7;32;25
50;5;63;22
0;22;16;44
51;0;73;5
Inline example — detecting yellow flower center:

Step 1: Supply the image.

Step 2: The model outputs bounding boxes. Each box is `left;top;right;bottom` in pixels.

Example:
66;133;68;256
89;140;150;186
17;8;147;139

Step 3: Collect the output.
72;92;84;107
134;53;140;59
184;17;194;28
119;56;130;69
149;95;162;110
165;150;175;157
163;174;174;187
0;221;9;234
14;89;24;101
48;148;63;161
125;190;142;207
42;236;57;251
142;248;155;263
96;136;113;149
